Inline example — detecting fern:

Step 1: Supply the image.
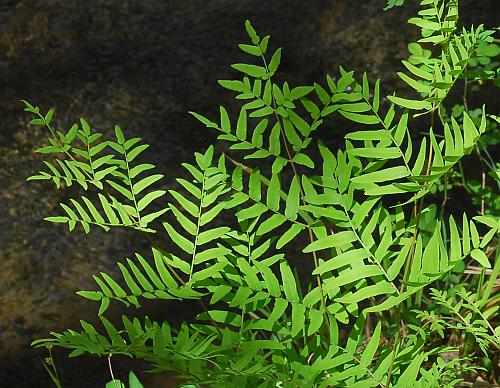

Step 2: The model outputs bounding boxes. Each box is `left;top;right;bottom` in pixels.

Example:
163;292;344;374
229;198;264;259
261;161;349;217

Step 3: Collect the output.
26;2;499;387
389;0;492;116
23;101;167;232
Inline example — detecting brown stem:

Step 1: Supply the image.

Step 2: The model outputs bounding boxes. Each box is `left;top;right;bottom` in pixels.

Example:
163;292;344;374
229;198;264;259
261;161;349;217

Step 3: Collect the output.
260;52;331;335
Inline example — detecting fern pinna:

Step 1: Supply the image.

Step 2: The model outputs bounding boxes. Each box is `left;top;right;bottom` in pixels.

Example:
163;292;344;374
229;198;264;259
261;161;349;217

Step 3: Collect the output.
26;1;499;387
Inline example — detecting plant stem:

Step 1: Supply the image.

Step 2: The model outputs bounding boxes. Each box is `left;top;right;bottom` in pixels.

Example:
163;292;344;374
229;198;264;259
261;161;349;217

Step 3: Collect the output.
386;105;437;386
107;354;116;383
260;51;330;335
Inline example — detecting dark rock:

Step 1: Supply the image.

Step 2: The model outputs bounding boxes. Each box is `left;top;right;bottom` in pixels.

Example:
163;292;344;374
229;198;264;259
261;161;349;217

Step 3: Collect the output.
0;1;497;386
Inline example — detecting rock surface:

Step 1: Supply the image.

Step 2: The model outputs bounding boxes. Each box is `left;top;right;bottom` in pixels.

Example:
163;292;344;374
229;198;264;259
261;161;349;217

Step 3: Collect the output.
0;0;497;386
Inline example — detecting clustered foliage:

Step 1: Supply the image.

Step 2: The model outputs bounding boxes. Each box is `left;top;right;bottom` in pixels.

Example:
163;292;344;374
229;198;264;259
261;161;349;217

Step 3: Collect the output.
25;1;499;387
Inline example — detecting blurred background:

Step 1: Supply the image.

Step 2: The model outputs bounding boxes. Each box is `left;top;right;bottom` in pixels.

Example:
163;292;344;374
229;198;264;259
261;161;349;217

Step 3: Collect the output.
0;0;498;386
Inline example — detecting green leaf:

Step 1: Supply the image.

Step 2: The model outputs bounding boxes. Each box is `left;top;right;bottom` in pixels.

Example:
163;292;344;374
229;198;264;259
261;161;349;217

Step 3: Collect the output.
280;261;299;302
283;118;302;147
129;164;155;179
124;138;141;151
107;180;133;201
339;111;380;125
197;227;230;245
266;173;281;211
393;113;408;146
21;100;36;111
44;108;55;125
164;222;194;254
314;83;330;105
231;63;266;78
408;17;441;31
255;213;286;236
114;125;125;144
236;108;247;139
387;96;432;110
348;147;401;160
387;238;412;280
327;265;383;288
303;231;357;253
412;138;427;175
276;224;304;249
402;60;433;80
99;194;120;224
218;79;244;92
60;203;78;221
105;380;125;388
245;149;270;159
291;303;306;337
340;102;371;113
398;72;432;94
360;322;381;367
127;259;154;292
351;166;409;184
152;249;177;288
189;111;218;128
170;190;199;217
313;248;370;274
372;79;380;112
269;122;281;155
29;118;45;126
474;215;500;231
260;36;270;53
76;290;103;301
285;176;300;220
249;106;273;118
463;111;480;149
127;144;150;162
169;204;196;235
238;44;261;56
245;20;259;44
307;308;323;335
71;199;92;223
132;174;163;195
140;208;168;233
397;353;426;384
118;263;142;295
470;249;491;268
44;216;69;223
128;371;144;388
462;214;471;254
345;129;391;142
292;153;314;168
101;273;127;298
288;110;310;137
35;145;61;154
290;86;314;100
201;310;241;327
220;106;231;132
338;282;395;304
137;190;166;212
268;48;282;73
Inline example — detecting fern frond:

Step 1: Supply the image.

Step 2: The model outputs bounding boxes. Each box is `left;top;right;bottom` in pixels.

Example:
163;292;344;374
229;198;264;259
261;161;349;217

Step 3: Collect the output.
25;104;168;232
389;1;488;114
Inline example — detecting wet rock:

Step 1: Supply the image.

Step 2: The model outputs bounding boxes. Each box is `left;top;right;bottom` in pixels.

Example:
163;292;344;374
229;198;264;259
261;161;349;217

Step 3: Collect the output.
0;0;497;386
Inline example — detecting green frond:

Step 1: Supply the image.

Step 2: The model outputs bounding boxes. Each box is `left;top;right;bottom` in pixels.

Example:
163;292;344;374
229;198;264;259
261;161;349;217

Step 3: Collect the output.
26;106;168;233
389;1;488;114
25;6;499;386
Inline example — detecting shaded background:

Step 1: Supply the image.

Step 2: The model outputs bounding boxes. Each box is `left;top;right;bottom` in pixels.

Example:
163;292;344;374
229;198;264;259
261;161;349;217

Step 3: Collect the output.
0;0;498;386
